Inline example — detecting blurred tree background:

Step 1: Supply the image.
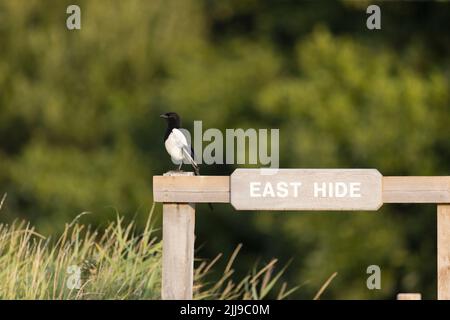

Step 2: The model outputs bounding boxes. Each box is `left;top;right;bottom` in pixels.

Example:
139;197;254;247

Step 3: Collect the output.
0;0;449;299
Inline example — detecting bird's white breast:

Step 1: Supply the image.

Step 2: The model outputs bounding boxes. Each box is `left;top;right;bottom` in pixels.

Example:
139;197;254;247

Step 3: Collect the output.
165;129;188;161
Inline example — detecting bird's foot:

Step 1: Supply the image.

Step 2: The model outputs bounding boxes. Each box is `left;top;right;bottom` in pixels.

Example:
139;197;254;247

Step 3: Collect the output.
165;169;184;176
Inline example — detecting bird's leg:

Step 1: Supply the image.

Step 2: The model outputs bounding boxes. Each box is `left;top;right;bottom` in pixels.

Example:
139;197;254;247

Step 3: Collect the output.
177;162;183;171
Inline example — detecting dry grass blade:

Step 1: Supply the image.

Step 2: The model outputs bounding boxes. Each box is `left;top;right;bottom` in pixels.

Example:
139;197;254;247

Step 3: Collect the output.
0;193;6;211
250;259;277;284
225;243;242;274
201;253;223;276
313;272;338;300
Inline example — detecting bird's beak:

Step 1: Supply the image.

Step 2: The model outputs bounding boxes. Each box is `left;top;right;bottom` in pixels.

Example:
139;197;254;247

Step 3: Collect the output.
160;114;168;119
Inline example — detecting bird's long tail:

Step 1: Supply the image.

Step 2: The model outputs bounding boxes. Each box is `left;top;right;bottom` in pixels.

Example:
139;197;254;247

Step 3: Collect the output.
182;148;199;175
182;148;213;210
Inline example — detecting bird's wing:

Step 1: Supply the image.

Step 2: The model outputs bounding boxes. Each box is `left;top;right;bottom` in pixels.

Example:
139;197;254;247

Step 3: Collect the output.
171;129;199;173
170;128;189;149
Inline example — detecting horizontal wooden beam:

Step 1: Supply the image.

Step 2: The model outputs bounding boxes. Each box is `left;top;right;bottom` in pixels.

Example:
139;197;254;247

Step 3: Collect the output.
383;176;450;203
153;174;450;204
153;175;229;203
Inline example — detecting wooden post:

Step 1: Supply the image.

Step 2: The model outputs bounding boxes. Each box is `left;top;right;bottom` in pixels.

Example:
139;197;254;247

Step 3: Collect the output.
162;171;195;300
438;204;450;300
397;293;421;300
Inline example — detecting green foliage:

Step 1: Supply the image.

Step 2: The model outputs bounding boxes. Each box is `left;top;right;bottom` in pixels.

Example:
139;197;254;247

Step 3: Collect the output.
0;0;449;299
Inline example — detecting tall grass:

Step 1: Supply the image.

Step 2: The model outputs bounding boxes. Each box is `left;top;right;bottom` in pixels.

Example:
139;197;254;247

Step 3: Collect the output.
0;200;298;299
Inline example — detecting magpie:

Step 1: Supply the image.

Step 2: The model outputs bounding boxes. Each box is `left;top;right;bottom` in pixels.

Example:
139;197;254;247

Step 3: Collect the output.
160;112;199;175
160;112;213;210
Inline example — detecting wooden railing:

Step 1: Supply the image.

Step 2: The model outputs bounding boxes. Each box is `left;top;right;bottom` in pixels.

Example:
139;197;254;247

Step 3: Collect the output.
153;169;450;300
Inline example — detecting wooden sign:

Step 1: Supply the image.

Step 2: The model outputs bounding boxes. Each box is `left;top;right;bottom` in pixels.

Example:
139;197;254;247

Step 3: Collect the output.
230;169;383;211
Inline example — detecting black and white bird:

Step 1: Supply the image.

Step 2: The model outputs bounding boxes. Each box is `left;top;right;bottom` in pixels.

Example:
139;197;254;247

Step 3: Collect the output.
160;112;199;175
161;112;213;210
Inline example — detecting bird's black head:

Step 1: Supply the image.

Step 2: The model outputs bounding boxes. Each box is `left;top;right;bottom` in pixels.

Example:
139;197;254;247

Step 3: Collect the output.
160;112;181;128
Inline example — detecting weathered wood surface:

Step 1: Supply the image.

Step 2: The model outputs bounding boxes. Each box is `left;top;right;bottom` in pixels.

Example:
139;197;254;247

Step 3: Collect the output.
230;169;383;210
383;176;450;203
153;172;450;205
396;293;422;300
438;204;450;300
162;172;195;300
154;174;229;203
154;171;450;301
